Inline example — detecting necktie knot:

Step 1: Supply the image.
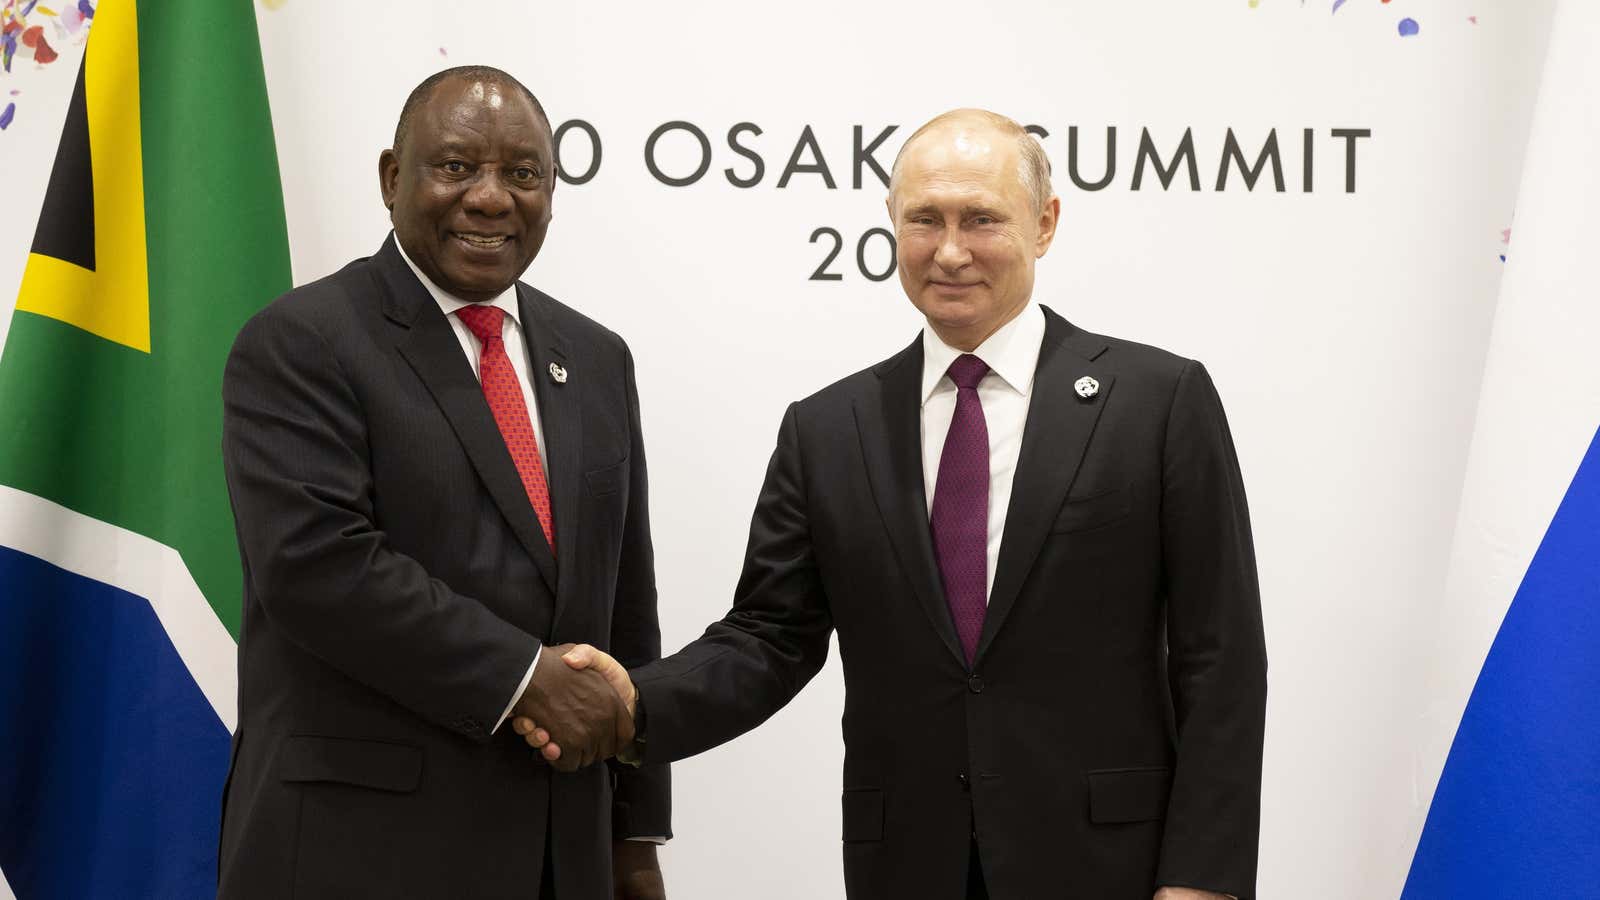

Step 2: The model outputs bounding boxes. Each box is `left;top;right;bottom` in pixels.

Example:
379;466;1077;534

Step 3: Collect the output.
947;354;990;390
455;304;505;345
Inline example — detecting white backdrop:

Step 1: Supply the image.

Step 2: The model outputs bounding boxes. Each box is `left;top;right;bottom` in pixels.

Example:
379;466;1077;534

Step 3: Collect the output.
0;2;1559;897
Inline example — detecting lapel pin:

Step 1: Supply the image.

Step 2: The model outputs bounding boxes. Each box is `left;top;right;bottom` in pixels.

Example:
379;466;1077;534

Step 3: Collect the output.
549;362;568;384
1074;376;1099;400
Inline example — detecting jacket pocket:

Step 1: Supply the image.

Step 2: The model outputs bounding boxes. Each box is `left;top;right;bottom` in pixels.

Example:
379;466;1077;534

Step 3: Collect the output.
584;457;627;496
1050;484;1132;534
841;788;884;842
276;734;423;793
1086;766;1171;824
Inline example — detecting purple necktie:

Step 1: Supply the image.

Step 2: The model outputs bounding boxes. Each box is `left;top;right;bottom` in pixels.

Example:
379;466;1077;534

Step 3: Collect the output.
930;354;991;665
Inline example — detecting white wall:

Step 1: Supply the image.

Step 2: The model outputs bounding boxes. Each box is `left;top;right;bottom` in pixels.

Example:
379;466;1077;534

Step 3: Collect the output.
0;2;1558;896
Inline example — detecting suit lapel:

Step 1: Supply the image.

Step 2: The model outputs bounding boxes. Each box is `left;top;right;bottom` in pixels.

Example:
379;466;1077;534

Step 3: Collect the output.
378;238;559;595
517;285;580;632
974;308;1112;666
854;337;968;668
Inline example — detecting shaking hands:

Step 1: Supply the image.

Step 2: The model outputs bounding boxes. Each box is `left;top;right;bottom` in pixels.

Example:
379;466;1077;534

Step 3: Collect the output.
511;643;637;771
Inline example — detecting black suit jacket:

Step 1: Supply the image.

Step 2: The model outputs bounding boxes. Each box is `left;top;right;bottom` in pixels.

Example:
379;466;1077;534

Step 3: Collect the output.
632;309;1266;899
217;237;669;899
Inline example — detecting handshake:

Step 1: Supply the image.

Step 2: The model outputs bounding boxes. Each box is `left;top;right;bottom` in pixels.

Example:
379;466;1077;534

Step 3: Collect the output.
509;643;634;771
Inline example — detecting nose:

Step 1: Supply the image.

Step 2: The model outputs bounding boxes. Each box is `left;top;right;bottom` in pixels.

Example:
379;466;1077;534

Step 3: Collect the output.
933;228;971;271
461;168;514;217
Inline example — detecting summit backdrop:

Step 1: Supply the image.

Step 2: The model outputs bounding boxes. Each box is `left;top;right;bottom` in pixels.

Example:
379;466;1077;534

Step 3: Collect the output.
0;1;1560;898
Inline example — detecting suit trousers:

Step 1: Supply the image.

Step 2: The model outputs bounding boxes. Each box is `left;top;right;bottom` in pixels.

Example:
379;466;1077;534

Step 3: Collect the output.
967;839;988;900
540;801;557;900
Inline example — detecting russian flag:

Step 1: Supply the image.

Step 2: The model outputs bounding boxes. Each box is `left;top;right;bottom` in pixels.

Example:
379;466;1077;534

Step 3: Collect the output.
1403;2;1600;895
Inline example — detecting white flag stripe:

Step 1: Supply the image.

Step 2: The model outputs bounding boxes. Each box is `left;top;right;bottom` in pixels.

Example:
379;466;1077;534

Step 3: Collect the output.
1405;0;1600;865
0;484;238;733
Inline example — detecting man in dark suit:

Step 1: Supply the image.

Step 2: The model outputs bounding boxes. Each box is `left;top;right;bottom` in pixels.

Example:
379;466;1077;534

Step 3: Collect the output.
217;67;668;899
524;109;1267;899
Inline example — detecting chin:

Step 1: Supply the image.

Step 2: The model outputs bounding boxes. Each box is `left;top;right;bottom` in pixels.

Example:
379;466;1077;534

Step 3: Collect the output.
920;295;981;321
454;264;515;288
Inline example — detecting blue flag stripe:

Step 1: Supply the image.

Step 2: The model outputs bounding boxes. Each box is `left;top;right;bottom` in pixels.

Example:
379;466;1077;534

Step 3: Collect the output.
0;545;231;899
1403;424;1600;898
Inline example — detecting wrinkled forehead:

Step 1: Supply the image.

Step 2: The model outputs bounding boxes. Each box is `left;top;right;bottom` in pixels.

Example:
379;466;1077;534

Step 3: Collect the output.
896;127;1024;199
921;123;1006;158
416;78;549;150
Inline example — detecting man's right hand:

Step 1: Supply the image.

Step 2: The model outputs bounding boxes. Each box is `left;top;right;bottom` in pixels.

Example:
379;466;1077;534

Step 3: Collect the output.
513;644;636;764
511;642;634;772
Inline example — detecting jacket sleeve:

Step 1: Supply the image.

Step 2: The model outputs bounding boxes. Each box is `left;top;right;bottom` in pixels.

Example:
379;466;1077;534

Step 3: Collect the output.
1154;359;1269;899
630;402;834;764
222;304;537;742
606;342;672;839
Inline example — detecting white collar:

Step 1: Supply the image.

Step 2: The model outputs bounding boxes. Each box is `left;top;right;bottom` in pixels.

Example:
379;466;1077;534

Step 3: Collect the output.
394;235;522;327
920;301;1046;404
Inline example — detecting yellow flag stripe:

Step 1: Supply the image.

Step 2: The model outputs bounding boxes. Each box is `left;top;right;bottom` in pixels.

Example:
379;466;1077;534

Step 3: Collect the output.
16;0;150;353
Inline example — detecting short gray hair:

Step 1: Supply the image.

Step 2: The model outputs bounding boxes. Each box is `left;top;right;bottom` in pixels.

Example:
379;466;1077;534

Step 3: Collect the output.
888;108;1053;214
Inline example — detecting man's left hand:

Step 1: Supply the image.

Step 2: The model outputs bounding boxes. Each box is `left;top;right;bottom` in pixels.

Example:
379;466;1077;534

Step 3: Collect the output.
613;840;665;900
1154;888;1235;900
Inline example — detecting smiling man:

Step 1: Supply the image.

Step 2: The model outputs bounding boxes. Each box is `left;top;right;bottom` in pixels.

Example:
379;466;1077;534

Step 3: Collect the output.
522;109;1267;899
216;67;669;900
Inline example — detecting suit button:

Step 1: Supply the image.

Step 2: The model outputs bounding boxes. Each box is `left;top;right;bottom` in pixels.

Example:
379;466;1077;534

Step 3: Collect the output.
958;773;970;792
967;675;984;694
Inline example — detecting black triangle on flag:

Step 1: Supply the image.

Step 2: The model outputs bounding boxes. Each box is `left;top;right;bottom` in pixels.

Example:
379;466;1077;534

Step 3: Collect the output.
31;57;94;272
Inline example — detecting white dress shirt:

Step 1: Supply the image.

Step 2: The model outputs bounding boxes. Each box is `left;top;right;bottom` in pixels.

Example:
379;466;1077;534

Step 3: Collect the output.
923;305;1235;897
395;242;542;734
920;301;1046;602
398;247;670;844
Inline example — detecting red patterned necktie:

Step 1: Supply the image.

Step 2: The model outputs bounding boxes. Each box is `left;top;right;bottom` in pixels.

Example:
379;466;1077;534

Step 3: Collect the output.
454;304;555;552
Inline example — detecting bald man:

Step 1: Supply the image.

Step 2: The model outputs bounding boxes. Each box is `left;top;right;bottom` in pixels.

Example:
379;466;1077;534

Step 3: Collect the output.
529;109;1267;899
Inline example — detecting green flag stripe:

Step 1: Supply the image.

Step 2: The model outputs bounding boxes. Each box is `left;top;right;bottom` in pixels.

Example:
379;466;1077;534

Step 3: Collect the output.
0;0;290;639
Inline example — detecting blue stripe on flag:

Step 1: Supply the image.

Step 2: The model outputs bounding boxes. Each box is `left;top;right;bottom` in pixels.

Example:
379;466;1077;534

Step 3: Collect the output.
0;545;230;899
1403;425;1600;898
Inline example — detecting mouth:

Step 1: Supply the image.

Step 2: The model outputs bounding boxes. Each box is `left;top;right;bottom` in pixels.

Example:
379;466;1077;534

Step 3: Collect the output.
452;232;513;252
929;280;981;291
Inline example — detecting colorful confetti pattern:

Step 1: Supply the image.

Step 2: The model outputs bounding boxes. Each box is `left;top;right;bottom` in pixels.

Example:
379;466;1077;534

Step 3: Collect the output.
1251;0;1460;38
1;0;94;130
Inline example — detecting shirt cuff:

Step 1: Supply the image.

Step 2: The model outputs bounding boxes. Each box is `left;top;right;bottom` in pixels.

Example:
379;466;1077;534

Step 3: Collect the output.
492;644;541;735
625;836;668;844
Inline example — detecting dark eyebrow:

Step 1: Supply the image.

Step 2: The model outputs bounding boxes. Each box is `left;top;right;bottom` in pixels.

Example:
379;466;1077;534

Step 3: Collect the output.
431;137;546;162
900;203;1007;220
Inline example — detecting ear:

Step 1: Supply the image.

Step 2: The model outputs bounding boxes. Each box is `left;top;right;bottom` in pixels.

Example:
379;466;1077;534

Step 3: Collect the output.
884;192;895;223
1034;194;1061;258
378;148;400;212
